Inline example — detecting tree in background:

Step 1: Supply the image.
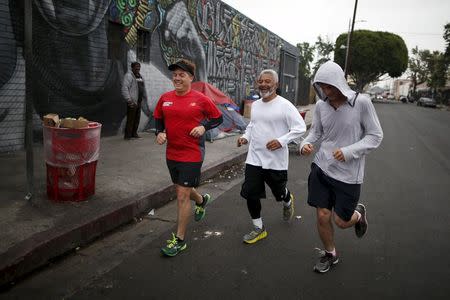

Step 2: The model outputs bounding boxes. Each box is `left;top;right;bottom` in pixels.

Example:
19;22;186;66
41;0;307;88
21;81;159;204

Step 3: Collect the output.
408;46;430;99
296;42;315;104
296;38;333;104
313;36;334;75
407;22;449;104
334;30;408;90
296;42;315;78
426;51;447;102
444;23;450;65
442;22;450;105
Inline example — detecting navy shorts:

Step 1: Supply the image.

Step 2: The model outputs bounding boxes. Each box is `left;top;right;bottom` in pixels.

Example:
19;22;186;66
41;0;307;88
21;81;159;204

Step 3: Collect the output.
307;163;360;221
166;160;202;188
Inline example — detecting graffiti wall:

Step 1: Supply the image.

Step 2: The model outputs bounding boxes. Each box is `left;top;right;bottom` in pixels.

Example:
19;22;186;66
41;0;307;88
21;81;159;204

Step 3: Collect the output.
0;0;297;152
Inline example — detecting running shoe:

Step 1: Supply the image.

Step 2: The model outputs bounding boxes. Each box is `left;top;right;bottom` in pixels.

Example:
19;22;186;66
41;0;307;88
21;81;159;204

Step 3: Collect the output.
161;233;187;257
354;203;368;238
194;194;211;222
313;250;339;273
283;193;295;221
243;226;267;244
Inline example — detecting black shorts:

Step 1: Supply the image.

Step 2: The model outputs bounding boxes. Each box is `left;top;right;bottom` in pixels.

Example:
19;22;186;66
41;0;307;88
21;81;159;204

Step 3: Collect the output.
166;160;202;188
307;163;361;221
240;164;288;201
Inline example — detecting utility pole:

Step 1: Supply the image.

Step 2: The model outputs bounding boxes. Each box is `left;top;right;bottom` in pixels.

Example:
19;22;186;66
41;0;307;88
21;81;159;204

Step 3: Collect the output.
345;0;359;79
24;0;34;201
343;18;351;77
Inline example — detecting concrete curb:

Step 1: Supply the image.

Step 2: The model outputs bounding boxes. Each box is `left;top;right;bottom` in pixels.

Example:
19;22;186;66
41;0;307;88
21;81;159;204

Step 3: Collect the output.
0;151;248;288
0;122;311;288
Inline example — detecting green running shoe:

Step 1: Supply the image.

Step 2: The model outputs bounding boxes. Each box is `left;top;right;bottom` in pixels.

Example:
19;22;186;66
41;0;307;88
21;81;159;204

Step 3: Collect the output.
161;233;187;257
194;194;211;222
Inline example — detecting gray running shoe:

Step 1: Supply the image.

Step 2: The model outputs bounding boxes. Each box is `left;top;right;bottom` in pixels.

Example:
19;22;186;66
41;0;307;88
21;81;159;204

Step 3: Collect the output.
313;250;339;273
283;193;295;221
243;226;267;244
354;203;368;238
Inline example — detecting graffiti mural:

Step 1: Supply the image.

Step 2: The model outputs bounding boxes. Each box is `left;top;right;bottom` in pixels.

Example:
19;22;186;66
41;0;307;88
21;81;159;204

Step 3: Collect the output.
0;0;297;152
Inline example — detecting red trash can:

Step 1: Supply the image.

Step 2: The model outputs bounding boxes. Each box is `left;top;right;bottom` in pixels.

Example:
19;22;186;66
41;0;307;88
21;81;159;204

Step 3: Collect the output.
43;122;102;202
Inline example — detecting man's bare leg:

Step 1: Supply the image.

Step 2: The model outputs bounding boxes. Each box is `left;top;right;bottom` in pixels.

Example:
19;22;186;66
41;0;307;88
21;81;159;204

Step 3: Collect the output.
333;211;359;229
190;188;203;205
176;185;193;240
317;207;335;251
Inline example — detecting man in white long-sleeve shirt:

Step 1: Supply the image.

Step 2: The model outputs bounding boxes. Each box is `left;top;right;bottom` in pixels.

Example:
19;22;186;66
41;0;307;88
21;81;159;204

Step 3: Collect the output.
237;69;306;244
300;61;383;273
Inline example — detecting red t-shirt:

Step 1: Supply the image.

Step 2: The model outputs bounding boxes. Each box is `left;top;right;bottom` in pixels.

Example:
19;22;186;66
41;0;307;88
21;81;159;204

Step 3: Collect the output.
153;89;222;162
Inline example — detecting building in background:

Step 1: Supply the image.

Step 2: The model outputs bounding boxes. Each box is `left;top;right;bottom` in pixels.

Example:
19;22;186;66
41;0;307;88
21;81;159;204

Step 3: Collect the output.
0;0;298;152
392;79;411;100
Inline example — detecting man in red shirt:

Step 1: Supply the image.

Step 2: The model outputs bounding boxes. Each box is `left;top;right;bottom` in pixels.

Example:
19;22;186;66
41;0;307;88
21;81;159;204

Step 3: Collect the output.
154;59;223;257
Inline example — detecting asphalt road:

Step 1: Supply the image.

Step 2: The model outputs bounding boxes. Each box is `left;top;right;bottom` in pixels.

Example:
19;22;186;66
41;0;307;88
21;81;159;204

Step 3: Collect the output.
2;102;449;300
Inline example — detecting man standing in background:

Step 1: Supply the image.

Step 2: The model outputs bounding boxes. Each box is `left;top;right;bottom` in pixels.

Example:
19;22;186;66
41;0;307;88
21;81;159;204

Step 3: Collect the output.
122;62;147;140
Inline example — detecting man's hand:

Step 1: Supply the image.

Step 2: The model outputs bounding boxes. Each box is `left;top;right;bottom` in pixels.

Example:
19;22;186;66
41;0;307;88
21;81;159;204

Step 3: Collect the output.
190;126;206;138
156;132;167;145
333;149;345;162
237;137;248;147
127;101;136;108
266;139;282;151
300;144;314;156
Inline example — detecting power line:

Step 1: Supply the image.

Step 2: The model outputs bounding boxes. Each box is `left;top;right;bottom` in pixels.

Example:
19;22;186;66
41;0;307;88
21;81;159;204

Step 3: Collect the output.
398;32;442;36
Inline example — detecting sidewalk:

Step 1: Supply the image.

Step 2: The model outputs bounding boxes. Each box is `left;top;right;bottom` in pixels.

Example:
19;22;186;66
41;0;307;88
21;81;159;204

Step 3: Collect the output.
0;104;314;286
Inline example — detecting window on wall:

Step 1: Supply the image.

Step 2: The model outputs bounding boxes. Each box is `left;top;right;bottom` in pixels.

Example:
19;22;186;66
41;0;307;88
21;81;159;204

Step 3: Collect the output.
137;30;150;62
108;21;125;61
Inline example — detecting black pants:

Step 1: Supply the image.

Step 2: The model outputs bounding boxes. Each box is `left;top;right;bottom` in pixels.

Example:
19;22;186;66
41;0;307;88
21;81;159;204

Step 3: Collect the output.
124;101;141;139
240;164;290;219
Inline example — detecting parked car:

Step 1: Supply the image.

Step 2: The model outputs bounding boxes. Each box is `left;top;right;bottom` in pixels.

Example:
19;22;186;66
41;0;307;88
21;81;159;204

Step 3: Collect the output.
417;97;437;108
400;96;407;103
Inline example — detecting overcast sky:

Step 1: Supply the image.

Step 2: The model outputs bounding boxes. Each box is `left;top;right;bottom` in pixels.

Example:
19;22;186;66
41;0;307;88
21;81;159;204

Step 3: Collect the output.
221;0;449;53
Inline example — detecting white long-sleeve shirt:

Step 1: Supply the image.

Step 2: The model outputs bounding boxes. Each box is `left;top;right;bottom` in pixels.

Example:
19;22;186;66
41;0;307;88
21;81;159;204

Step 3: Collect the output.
301;61;383;184
242;95;306;170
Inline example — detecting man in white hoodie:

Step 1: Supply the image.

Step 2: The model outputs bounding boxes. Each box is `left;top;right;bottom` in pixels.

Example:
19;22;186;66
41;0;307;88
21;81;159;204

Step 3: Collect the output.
300;61;383;273
237;69;306;244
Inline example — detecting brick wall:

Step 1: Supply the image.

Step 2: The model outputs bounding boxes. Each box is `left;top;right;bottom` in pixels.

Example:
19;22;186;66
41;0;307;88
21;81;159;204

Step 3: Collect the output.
0;0;25;152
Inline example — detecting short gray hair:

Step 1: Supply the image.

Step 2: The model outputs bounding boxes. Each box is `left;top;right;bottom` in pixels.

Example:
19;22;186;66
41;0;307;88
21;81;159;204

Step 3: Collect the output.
258;69;279;83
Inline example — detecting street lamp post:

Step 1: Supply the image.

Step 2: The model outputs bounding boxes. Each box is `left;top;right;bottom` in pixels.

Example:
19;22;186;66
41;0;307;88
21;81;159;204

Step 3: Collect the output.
343;18;352;77
24;0;34;201
341;18;366;78
344;0;359;79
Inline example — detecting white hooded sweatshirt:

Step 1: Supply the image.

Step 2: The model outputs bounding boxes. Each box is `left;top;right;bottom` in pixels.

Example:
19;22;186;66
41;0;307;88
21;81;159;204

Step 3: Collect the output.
300;61;383;184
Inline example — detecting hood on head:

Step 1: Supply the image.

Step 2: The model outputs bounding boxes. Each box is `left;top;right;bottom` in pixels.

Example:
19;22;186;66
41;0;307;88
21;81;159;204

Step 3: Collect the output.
313;61;355;101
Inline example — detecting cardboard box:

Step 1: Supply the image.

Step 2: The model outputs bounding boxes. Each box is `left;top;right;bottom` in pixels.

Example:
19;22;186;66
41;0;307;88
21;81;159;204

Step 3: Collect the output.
60;117;89;129
43;114;60;127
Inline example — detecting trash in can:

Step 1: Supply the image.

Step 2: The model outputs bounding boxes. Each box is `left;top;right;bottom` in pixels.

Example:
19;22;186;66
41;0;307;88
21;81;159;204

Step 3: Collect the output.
299;110;307;120
43;119;102;202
